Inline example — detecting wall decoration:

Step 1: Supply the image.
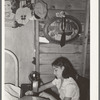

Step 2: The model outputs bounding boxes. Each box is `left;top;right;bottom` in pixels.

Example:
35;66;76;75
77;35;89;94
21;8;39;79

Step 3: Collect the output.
23;0;35;10
33;1;48;19
5;0;16;27
43;11;82;46
11;0;20;14
15;7;31;25
5;0;48;27
5;1;15;19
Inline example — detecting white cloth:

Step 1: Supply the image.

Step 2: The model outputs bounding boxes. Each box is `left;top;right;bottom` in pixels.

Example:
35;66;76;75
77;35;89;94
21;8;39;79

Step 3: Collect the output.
4;84;21;100
52;77;80;100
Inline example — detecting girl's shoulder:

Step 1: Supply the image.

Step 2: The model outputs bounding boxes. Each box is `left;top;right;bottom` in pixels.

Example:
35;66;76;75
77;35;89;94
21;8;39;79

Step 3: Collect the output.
52;78;61;85
63;77;78;86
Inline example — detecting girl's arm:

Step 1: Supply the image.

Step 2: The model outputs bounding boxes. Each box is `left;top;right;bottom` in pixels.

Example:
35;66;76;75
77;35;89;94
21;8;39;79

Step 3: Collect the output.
25;81;54;95
63;97;71;100
39;81;54;92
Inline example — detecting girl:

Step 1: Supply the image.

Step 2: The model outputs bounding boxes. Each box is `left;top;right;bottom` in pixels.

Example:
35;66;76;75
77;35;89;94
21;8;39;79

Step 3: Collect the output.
25;57;80;100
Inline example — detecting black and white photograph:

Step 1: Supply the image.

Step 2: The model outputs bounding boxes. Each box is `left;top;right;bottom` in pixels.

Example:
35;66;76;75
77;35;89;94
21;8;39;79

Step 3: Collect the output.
2;0;99;100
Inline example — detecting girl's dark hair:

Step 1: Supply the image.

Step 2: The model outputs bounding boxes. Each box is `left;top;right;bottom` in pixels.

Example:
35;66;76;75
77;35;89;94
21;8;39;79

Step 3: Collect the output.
52;57;77;79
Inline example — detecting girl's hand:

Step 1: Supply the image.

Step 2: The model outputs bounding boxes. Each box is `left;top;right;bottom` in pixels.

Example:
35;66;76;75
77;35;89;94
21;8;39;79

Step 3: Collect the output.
25;90;39;96
25;90;33;96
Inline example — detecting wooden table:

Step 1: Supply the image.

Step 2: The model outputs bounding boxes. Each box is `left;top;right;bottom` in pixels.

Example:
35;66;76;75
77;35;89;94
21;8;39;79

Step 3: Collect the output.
18;96;50;100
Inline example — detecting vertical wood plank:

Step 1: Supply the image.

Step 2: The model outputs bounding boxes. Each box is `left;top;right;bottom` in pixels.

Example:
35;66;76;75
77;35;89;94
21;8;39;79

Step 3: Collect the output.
35;21;40;72
82;0;90;76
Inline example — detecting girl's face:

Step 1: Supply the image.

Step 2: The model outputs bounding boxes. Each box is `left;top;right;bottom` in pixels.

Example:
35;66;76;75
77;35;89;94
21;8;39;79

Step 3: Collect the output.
53;66;64;79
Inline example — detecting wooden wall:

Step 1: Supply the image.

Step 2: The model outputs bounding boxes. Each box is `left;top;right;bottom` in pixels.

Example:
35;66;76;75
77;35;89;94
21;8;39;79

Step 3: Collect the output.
39;43;90;83
43;0;86;10
38;0;90;83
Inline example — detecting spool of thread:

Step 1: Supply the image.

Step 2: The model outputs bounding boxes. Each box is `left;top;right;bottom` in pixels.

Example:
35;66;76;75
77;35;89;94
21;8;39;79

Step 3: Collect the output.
32;81;38;93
